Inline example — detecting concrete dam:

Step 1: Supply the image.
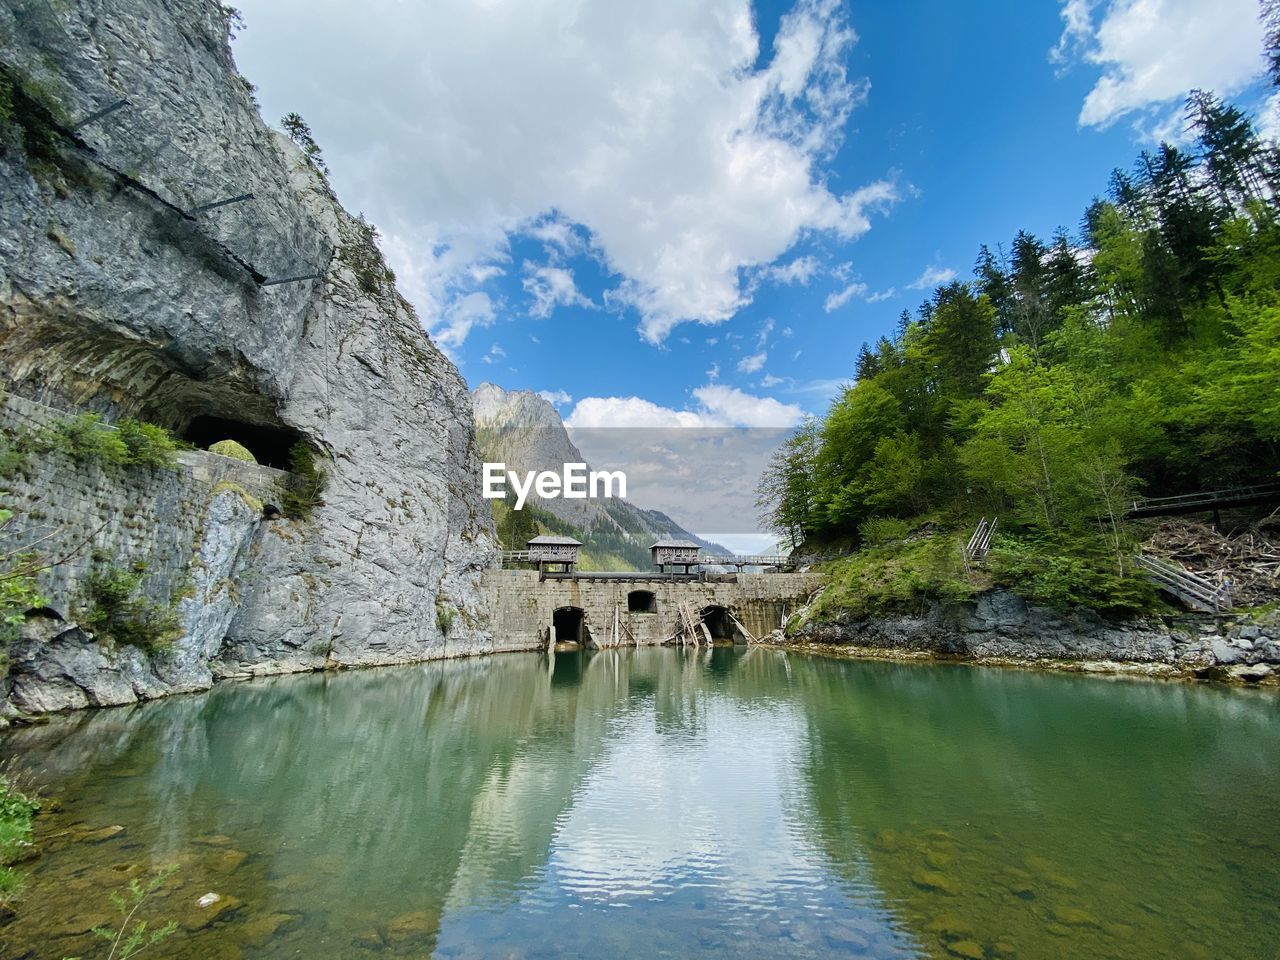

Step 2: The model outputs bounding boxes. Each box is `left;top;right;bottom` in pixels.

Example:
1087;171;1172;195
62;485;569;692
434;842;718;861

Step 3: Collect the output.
481;569;824;649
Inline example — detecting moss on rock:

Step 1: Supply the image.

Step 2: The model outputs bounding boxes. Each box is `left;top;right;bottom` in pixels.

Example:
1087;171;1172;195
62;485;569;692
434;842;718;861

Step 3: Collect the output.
208;440;257;464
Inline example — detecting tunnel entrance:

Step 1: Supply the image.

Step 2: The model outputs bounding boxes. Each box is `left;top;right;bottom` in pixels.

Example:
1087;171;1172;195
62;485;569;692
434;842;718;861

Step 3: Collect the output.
182;414;304;469
628;590;657;613
552;606;585;647
700;605;738;644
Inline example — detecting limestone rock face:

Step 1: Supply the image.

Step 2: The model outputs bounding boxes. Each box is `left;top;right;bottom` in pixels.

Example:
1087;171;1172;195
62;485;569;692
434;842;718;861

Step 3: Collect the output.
0;0;498;716
786;587;1280;682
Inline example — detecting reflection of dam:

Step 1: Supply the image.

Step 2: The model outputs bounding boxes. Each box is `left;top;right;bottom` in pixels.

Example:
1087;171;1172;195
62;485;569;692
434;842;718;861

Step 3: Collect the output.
6;649;1279;960
483;569;822;648
0;648;915;960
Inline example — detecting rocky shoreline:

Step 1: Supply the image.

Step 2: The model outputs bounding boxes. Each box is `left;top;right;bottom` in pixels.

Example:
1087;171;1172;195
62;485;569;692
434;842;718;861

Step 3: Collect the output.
781;589;1279;685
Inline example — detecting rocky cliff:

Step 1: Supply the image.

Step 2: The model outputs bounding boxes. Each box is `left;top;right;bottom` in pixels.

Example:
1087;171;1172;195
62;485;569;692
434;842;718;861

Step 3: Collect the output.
472;382;730;565
784;589;1279;684
0;0;501;716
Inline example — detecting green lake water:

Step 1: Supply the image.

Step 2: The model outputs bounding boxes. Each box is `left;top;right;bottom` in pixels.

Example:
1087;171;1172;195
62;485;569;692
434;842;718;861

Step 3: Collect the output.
1;648;1278;960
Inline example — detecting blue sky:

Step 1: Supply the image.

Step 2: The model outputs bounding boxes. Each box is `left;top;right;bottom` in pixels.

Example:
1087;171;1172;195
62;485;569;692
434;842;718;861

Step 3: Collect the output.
232;0;1272;430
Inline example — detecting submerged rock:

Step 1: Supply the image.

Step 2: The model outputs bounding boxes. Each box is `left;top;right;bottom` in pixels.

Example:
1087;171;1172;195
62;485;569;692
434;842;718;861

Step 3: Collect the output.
183;892;243;930
912;869;960;895
1051;905;1101;928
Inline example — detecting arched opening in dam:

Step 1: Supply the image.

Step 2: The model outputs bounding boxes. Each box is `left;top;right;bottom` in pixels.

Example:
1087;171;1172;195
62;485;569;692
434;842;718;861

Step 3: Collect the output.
700;605;738;644
552;606;586;647
627;590;657;613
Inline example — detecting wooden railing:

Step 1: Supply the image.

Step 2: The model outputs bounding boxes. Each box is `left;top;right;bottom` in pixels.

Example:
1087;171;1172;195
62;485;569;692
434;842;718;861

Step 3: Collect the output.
1127;483;1280;517
501;550;576;564
696;554;793;568
963;517;998;567
1135;555;1232;613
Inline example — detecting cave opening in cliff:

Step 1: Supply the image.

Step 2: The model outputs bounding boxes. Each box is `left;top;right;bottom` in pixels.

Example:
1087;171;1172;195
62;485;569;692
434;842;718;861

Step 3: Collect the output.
182;414;304;470
553;606;585;647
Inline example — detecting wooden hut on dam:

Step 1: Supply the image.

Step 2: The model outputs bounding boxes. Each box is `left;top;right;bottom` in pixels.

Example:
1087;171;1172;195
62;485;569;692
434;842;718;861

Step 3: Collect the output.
525;535;582;573
650;539;701;573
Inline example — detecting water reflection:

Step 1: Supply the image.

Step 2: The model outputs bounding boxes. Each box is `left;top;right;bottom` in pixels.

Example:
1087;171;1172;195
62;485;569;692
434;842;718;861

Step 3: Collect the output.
1;650;1277;960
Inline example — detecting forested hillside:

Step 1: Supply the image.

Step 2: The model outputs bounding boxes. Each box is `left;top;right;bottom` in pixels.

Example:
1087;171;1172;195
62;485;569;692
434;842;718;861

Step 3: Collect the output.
759;84;1280;618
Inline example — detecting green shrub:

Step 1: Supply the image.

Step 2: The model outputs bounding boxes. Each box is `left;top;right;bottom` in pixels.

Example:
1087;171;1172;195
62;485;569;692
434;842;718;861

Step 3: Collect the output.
208;439;257;463
117;418;180;469
275;441;327;520
0;504;49;651
435;599;454;636
45;412;129;465
0;772;39;904
988;534;1156;618
800;532;979;628
81;565;181;655
858;516;910;546
43;413;183;470
0;431;32;479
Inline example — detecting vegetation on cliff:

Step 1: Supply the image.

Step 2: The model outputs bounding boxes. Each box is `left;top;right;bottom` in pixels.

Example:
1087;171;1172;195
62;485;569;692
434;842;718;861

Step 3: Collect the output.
79;563;182;655
759;85;1280;617
42;413;181;470
274;441;328;520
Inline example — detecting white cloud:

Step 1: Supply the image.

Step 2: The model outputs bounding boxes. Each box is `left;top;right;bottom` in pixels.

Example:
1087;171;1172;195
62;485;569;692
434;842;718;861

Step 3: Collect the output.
565;384;804;429
537;388;573;407
755;318;776;348
759;374;787;388
824;281;867;312
766;256;821;285
866;287;896;303
481;342;506;364
694;385;805;427
234;0;895;346
737;352;767;374
908;265;956;290
521;264;594;319
566;396;712;429
433;291;496;349
1052;0;1265;129
525;215;581;253
790;377;849;404
707;362;721;381
1261;91;1280;143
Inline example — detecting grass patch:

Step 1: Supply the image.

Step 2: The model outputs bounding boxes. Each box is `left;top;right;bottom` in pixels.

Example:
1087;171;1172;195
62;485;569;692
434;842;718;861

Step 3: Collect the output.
796;530;980;631
211;480;263;514
987;533;1157;619
208;439;256;463
0;770;39;905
